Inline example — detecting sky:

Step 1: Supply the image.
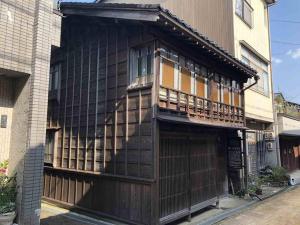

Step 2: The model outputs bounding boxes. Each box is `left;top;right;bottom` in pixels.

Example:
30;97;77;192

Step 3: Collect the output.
270;0;300;103
59;0;300;102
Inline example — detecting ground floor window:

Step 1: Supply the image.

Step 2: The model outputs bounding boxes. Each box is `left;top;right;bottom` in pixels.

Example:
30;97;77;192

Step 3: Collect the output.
45;130;56;164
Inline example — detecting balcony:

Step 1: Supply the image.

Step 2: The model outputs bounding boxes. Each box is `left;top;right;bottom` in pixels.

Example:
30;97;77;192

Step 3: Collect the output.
158;86;245;128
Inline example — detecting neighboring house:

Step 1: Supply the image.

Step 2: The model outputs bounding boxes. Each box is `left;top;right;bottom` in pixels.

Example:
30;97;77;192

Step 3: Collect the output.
98;0;278;176
275;93;300;172
43;2;257;225
0;0;61;224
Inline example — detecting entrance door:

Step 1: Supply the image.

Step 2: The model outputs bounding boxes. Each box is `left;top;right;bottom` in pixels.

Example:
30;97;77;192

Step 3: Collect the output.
159;133;219;223
280;138;300;171
190;136;218;212
159;135;189;221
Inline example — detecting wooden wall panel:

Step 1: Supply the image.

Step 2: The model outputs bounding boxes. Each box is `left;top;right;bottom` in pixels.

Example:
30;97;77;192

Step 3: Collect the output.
181;68;191;94
162;59;175;88
43;167;153;225
48;21;154;179
223;88;230;105
211;81;219;102
196;77;205;98
162;0;235;54
234;92;240;107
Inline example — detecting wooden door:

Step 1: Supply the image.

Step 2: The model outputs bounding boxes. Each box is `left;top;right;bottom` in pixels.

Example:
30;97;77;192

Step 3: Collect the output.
159;133;220;222
190;136;218;212
159;135;189;221
280;138;300;171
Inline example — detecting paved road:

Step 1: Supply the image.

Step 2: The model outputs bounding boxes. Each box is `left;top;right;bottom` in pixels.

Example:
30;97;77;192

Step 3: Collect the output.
217;186;300;225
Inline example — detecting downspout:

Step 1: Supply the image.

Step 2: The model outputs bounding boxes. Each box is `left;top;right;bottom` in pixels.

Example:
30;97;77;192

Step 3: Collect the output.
241;76;258;194
242;76;259;92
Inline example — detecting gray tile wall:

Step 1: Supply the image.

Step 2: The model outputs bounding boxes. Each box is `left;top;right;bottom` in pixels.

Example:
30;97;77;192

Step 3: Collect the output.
0;0;60;224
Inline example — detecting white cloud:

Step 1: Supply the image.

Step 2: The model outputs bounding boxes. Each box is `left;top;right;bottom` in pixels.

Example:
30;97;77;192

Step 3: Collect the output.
272;57;282;64
286;48;300;59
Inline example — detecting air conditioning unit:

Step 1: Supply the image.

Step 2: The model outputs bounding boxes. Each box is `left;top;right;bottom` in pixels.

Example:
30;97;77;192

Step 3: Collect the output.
266;142;273;151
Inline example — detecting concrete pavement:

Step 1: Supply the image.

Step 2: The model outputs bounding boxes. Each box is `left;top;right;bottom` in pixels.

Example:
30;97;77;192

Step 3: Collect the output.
217;186;300;225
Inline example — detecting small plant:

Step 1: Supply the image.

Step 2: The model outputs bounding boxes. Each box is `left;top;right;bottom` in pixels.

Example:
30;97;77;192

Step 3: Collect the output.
248;175;263;195
260;166;289;186
0;160;8;175
0;175;17;215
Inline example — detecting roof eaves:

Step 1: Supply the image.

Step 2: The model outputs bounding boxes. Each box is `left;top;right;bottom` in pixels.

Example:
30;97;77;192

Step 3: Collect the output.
158;7;257;78
60;3;257;78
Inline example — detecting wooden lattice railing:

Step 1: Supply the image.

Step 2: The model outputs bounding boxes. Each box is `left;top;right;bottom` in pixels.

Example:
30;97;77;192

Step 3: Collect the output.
159;86;245;126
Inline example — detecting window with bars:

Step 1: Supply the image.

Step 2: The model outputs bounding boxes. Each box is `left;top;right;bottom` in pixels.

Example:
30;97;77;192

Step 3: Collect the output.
236;0;253;27
241;46;269;96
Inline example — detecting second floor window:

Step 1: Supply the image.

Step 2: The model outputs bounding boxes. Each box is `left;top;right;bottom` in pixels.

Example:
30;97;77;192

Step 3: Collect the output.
236;0;253;27
49;63;60;91
241;46;269;96
130;44;154;86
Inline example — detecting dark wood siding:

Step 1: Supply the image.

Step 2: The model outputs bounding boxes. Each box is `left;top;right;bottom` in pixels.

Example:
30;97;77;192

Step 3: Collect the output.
46;19;156;225
158;123;228;224
43;167;153;225
48;20;154;178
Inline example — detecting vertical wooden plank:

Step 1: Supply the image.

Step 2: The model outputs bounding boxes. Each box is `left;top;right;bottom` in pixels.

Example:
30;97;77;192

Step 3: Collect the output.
68;52;76;168
138;90;142;176
61;50;69;168
84;33;92;171
103;28;109;171
114;28;118;174
125;93;129;176
94;35;100;172
125;34;129;176
76;42;84;170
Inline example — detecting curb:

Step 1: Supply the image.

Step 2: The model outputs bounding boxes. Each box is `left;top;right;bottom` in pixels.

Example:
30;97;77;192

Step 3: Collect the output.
196;185;297;225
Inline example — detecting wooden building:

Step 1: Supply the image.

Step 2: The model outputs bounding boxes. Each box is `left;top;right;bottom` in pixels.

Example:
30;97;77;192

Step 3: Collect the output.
43;3;257;224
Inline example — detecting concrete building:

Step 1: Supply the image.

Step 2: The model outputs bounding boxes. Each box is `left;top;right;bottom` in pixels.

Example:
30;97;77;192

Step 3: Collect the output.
98;0;278;175
0;0;61;224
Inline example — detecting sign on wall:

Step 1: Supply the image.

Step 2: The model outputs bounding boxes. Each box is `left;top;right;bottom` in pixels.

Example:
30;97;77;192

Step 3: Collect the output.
227;137;242;170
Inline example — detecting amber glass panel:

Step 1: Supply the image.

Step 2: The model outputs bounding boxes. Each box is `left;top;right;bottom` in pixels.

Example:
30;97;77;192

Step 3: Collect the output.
211;81;219;102
196;77;205;98
223;88;230;105
234;92;240;107
162;59;174;89
181;68;191;93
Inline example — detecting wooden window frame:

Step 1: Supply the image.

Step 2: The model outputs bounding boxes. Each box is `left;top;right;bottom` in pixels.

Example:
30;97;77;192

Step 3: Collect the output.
236;0;253;28
44;129;58;167
49;63;61;92
129;43;154;87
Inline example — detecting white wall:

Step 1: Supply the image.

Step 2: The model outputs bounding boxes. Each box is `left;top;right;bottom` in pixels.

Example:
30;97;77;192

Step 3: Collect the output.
278;115;300;136
233;0;274;123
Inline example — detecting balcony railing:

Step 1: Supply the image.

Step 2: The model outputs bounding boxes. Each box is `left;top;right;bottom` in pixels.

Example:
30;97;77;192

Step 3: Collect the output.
159;86;245;127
